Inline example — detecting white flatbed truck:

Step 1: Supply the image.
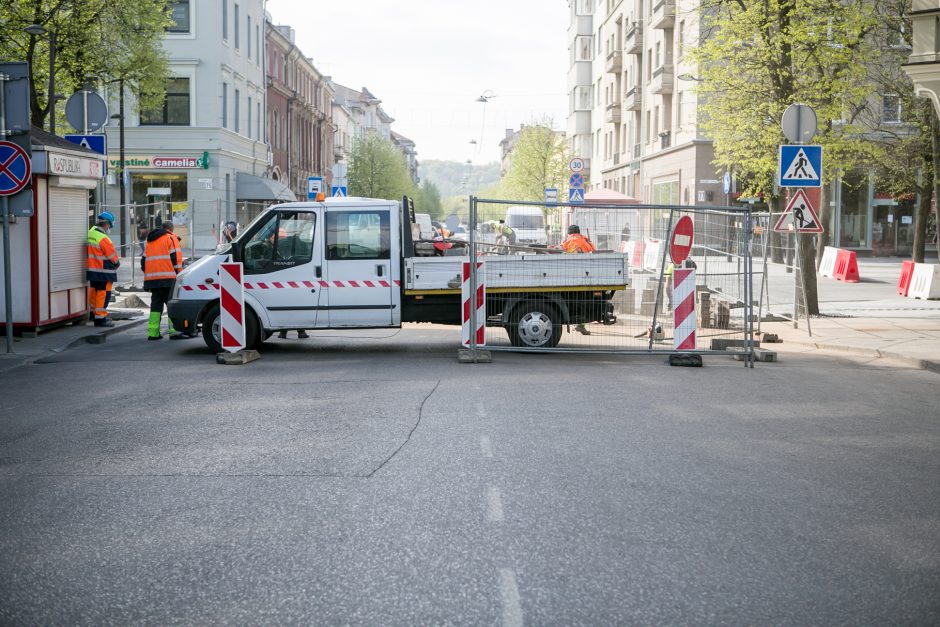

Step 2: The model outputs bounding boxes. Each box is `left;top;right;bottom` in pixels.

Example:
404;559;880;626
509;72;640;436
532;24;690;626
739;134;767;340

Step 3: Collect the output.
167;197;630;351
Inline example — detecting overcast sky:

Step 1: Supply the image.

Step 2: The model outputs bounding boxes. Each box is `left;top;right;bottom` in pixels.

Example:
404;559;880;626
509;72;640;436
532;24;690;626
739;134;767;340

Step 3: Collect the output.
265;0;569;165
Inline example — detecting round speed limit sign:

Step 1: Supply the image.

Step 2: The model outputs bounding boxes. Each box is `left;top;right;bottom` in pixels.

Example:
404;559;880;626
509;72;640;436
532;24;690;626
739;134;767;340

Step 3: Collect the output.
568;158;585;173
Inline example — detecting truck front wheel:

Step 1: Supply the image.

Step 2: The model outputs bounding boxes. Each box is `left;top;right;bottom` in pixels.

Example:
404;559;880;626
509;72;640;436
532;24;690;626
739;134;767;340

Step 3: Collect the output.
201;303;261;352
507;302;562;348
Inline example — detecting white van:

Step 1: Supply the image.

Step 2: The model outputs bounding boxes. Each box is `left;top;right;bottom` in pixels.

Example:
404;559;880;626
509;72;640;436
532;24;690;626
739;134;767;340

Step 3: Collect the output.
505;206;548;246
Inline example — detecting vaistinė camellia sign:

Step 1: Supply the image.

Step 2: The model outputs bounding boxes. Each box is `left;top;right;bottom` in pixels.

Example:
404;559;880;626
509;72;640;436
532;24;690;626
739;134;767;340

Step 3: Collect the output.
108;151;209;170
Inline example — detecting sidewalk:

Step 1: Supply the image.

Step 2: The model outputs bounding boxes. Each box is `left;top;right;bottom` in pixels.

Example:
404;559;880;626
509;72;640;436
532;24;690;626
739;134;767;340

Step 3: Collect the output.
758;257;940;373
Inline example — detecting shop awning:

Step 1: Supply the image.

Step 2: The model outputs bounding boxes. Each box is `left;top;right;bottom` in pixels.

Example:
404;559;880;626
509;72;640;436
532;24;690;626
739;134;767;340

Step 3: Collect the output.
236;172;297;202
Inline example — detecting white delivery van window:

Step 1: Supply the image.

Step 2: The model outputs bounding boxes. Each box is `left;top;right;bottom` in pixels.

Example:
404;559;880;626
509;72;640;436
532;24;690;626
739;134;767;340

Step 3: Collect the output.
327;211;390;260
243;211;316;274
509;213;544;230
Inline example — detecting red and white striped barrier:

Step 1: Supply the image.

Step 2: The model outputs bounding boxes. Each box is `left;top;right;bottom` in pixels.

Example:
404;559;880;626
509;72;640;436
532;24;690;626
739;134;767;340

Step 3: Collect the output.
673;268;696;350
182;279;401;291
461;261;485;346
819;246;839;278
643;239;663;272
219;262;246;352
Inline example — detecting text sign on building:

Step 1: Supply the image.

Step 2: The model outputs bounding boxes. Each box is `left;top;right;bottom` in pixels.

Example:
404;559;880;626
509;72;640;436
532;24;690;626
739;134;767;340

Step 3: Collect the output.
107;153;209;170
778;145;822;187
49;152;103;179
307;176;323;199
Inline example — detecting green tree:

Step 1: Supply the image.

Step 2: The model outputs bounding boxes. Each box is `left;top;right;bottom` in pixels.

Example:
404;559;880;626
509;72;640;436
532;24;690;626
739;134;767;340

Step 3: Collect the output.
0;0;171;131
348;133;413;200
500;119;570;202
413;179;443;219
693;0;886;314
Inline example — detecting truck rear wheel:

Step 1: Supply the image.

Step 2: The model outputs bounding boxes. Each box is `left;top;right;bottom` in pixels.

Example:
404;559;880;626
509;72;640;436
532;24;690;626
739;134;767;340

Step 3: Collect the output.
201;303;261;352
507;302;562;348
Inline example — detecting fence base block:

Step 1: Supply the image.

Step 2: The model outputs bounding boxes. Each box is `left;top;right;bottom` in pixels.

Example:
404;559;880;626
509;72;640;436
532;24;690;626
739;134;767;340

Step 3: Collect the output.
731;348;777;362
458;349;492;363
669;353;703;367
761;333;782;343
710;338;762;350
217;349;261;365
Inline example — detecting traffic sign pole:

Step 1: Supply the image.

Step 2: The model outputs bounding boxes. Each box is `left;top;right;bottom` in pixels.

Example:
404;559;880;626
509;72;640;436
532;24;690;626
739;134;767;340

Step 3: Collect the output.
1;73;13;353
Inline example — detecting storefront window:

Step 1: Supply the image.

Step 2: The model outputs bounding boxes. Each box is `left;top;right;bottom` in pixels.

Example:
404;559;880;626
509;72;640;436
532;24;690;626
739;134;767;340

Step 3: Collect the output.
837;171;868;249
131;173;190;250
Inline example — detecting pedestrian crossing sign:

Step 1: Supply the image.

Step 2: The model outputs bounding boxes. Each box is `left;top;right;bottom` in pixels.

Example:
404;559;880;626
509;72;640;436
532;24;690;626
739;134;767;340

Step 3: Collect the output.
331;186;347;197
568;187;584;203
779;145;822;187
773;188;824;234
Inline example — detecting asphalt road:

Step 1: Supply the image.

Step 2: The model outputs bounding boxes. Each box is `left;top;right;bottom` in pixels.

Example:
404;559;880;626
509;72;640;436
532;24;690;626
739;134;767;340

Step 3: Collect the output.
0;327;938;625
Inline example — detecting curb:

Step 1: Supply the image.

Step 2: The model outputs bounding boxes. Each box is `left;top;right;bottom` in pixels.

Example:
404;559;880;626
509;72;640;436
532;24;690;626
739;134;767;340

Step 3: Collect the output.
59;317;148;352
777;337;940;375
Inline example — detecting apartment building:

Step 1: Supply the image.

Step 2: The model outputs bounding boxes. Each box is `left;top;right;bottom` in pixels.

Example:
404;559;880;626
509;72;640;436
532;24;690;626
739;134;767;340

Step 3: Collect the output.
103;0;285;248
266;21;335;199
567;0;722;207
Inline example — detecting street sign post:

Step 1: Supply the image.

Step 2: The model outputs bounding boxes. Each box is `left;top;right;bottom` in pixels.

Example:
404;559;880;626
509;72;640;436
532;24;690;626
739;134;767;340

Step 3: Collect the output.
568;157;585;173
568;172;585;188
64;134;106;155
0;141;31;196
670;215;694;264
778;145;822;187
65;88;109;133
544;187;558;204
774;189;823;234
307;176;323;199
568;187;584;203
781;103;818;144
331;186;347;197
722;171;731;195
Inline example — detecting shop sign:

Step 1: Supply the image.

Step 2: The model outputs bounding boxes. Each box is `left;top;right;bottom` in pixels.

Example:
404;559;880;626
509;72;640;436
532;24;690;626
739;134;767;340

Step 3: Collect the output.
108;151;210;170
49;152;103;179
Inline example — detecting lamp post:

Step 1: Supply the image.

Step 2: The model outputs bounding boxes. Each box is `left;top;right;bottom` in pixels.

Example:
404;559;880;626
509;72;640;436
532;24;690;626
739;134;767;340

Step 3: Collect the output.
476;90;496;149
110;78;128;255
23;24;60;134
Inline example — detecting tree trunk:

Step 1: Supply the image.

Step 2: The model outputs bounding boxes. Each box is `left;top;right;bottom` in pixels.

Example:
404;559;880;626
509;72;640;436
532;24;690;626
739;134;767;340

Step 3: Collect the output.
799;232;820;315
917;110;940;262
770;196;785;263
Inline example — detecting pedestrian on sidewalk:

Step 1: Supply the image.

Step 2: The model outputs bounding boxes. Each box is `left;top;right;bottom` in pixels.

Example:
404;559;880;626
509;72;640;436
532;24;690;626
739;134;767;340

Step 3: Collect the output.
142;220;185;340
86;212;120;327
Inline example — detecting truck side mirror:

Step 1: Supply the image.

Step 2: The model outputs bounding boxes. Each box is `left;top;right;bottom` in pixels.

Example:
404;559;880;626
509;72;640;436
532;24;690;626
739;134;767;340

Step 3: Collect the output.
230;241;242;262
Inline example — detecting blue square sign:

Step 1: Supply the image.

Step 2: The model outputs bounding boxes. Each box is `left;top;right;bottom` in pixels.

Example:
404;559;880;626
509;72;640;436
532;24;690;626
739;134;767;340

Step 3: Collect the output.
779;145;822;187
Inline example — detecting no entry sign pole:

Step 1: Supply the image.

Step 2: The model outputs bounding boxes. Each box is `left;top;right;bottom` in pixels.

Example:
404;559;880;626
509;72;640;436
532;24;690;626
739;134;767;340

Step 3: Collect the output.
1;71;13;353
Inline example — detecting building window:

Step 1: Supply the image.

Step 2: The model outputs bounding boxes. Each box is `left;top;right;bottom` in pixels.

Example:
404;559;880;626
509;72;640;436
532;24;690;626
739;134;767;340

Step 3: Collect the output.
247;96;252;138
222;0;228;40
257;101;261;140
222;82;228;128
576;35;593;61
882;95;900;123
256;24;261;65
234;88;240;133
234;3;240;50
167;1;190;33
576;0;593;15
141;78;190;126
247;15;252;59
574;86;592;111
273;110;279;148
677;20;685;57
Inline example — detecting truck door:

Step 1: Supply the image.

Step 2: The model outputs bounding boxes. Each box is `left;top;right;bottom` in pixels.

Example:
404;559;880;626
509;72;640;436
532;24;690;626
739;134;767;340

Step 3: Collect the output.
241;209;322;329
323;207;396;326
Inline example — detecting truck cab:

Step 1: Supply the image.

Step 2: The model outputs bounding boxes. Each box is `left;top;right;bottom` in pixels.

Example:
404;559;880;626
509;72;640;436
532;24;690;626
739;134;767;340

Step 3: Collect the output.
169;197;401;351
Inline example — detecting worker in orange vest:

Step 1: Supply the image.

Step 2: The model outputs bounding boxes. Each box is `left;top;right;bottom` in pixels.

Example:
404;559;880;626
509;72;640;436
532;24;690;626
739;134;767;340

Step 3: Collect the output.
141;220;184;340
86;212;120;327
560;224;596;254
557;224;595;335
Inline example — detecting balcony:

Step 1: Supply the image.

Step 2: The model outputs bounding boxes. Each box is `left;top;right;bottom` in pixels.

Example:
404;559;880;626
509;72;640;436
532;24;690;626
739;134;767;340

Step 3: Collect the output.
624;86;642;110
606;102;622;124
606;49;623;74
624;21;644;54
651;63;674;94
651;0;676;29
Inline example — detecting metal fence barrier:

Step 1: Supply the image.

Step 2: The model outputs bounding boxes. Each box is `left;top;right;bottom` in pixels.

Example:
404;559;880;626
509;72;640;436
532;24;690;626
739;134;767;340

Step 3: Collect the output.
466;197;758;365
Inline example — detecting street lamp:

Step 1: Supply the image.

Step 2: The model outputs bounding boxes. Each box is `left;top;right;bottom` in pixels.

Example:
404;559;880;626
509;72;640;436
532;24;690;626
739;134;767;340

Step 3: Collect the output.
110;78;128;255
476;90;496;151
23;24;61;134
677;73;704;82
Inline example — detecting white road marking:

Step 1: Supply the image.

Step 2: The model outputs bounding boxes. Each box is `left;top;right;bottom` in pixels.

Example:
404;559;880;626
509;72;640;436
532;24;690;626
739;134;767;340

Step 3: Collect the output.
480;435;493;458
486;486;504;522
499;568;524;627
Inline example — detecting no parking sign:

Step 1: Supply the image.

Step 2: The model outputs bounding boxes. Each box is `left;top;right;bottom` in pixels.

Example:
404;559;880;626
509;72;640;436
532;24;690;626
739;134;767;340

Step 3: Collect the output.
0;141;31;197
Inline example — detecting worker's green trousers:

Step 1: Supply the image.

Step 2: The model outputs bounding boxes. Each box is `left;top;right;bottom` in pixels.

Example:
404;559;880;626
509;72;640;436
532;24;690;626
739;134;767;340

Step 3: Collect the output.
147;312;177;338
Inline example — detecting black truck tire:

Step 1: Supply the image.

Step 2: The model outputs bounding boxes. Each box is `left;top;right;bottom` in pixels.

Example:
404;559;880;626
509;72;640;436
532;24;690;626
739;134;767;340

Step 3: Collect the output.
507;302;562;348
201;303;261;352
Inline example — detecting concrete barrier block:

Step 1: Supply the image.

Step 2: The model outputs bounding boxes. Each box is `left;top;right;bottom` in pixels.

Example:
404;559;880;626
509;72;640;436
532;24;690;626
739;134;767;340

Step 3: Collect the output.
216;350;261;365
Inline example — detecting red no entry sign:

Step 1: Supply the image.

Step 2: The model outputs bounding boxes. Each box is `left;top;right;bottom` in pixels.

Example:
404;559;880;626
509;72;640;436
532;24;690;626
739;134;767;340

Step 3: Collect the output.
670;215;694;265
0;141;31;196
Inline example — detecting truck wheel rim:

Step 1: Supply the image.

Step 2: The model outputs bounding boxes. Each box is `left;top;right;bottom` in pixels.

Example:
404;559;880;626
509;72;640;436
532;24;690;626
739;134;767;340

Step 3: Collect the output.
211;316;221;343
519;312;552;347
